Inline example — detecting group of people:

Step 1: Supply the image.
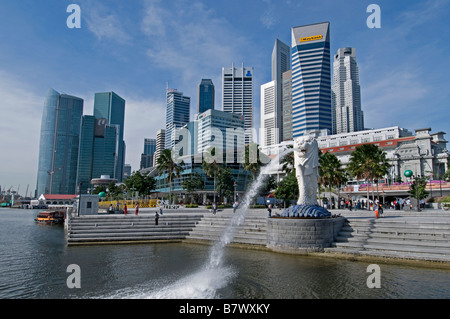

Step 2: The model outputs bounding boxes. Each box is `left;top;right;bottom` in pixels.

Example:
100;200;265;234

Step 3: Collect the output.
108;202;140;215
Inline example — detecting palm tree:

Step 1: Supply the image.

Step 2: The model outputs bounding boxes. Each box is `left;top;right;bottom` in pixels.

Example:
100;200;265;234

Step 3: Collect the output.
242;143;266;181
347;144;391;210
319;151;345;208
156;149;184;205
202;147;222;204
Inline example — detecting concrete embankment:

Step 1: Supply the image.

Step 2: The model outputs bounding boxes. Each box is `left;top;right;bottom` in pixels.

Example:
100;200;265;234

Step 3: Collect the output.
67;209;204;246
66;207;450;265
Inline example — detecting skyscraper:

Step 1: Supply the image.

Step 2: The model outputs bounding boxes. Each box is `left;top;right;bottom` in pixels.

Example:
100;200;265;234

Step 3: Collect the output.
93;92;126;182
291;22;332;137
222;63;254;145
272;39;291;140
36;88;84;195
332;47;364;134
76;116;121;193
282;70;293;141
165;89;190;150
140;138;156;169
197;79;215;113
153;129;166;167
260;81;277;148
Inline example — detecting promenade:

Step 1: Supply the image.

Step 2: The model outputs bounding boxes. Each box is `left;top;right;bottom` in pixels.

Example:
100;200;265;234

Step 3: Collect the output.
66;206;450;266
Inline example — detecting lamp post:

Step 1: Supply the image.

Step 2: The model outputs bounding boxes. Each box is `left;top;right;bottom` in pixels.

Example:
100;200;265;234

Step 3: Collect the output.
233;181;237;203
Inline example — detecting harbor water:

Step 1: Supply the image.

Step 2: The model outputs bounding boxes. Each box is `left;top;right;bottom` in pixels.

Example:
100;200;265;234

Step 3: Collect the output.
0;208;449;299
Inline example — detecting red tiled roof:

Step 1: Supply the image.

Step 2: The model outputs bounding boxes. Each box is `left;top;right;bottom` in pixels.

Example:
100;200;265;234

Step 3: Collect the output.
42;194;77;200
320;136;416;154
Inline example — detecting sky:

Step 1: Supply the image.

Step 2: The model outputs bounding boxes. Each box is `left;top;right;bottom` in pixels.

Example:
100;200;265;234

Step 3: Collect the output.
0;0;449;197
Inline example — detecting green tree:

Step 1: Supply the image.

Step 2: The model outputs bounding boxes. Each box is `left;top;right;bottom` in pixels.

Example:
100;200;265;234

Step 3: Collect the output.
274;172;298;208
409;177;429;210
124;171;156;198
319;151;346;208
181;173;204;204
347;144;391;210
156;149;184;204
242;143;270;181
216;167;235;201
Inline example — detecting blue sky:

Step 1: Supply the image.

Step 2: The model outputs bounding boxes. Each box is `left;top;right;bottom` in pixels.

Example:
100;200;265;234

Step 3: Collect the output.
0;0;449;196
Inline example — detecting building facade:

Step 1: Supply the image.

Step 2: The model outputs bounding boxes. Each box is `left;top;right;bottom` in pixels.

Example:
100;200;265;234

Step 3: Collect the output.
332;47;364;134
36;88;84;195
282;70;293;141
262;126;449;186
222;63;254;145
196;108;245;162
165;89;190;150
153;129;166;167
140;138;156;169
93;92;126;182
272;39;291;141
291;22;332;137
197;79;215;114
260;80;278;148
76;116;121;193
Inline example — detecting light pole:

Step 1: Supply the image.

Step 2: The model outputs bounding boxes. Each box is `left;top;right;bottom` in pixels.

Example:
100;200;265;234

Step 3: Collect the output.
233;181;237;203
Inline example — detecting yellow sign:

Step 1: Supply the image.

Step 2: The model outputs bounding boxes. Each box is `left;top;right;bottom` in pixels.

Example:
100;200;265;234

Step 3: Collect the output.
299;35;323;42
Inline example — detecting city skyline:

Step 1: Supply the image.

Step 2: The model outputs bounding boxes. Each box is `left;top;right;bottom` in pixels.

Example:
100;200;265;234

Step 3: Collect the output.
1;0;450;194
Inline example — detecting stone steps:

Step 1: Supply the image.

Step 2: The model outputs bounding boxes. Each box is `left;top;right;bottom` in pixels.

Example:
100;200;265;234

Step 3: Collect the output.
326;217;450;262
185;210;268;246
67;213;203;245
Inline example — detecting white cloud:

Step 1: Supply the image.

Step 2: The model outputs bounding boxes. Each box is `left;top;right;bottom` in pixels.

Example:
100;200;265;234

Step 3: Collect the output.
260;0;279;29
141;0;249;104
84;2;132;44
122;96;166;172
0;70;43;194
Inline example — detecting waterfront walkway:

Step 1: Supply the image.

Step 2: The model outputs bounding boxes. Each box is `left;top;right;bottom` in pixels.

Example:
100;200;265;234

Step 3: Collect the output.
66;207;450;264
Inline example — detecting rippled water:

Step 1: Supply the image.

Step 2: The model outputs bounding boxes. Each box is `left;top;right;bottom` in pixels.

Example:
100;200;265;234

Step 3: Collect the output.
0;208;449;299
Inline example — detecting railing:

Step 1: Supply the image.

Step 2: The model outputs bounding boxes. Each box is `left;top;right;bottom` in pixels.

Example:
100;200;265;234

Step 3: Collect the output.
343;181;450;193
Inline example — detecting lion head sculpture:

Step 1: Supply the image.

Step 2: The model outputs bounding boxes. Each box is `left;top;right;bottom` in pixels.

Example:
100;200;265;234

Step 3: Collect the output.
293;135;319;177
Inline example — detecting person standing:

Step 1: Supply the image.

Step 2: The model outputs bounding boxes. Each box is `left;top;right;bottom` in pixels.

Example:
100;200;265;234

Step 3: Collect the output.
135;202;139;216
154;211;159;225
267;203;272;217
124;203;128;215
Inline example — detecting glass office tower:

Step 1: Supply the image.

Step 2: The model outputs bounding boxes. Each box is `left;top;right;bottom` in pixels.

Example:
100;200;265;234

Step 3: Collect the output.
93;92;126;182
76;116;120;193
197;79;215;114
36;88;84;195
291;22;332;137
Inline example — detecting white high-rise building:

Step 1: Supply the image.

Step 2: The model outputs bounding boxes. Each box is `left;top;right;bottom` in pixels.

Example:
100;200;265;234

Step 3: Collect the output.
260;80;278;148
222;63;254;145
332;47;364;134
153;129;166;167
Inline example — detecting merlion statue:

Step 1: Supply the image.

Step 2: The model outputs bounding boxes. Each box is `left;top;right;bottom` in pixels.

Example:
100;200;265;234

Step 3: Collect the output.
280;135;330;218
293;135;319;206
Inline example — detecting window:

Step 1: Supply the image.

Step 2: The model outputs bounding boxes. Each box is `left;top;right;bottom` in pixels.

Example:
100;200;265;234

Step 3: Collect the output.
87;202;92;209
